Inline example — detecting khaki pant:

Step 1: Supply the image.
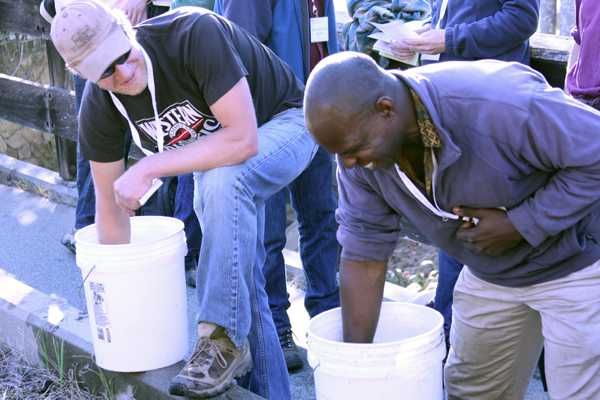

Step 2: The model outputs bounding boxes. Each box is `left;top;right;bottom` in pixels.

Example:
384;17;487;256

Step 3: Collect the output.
445;261;600;400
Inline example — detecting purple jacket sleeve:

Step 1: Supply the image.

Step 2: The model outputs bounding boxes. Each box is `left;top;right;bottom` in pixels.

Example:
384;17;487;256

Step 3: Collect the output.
507;88;600;247
445;0;539;59
336;163;402;262
217;0;274;43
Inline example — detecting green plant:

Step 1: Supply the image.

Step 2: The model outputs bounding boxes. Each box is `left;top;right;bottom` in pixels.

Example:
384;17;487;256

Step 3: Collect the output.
36;332;66;383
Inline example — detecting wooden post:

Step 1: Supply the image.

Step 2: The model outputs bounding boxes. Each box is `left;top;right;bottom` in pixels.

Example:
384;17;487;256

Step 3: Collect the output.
46;40;77;181
559;0;575;36
538;0;557;34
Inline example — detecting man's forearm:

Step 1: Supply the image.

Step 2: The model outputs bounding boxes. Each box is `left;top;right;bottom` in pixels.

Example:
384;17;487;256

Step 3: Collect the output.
89;159;131;244
95;199;131;244
340;258;387;343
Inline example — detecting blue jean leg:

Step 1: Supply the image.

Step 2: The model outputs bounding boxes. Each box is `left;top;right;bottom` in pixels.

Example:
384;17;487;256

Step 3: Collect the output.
290;146;339;318
174;173;201;267
434;250;464;340
193;108;316;399
263;146;339;332
263;189;290;330
73;75;96;230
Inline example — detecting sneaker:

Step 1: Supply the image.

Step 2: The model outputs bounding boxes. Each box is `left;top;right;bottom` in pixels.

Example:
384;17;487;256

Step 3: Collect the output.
169;325;252;398
61;229;76;254
279;328;303;372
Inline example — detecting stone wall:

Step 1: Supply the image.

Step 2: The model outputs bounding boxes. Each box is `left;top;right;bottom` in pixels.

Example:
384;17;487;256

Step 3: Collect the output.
0;33;59;172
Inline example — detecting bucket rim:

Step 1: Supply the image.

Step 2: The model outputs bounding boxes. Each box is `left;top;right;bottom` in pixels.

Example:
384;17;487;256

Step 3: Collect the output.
307;302;444;349
75;216;185;249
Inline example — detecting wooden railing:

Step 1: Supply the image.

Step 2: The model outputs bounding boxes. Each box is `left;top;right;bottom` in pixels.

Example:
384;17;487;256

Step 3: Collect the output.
0;0;574;182
0;0;77;180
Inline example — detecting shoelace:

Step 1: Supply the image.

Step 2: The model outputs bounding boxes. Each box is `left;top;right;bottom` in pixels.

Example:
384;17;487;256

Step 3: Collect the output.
279;330;295;349
189;338;228;370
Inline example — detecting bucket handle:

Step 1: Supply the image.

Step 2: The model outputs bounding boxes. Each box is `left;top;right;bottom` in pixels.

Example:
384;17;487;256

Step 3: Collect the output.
78;264;97;295
306;347;320;372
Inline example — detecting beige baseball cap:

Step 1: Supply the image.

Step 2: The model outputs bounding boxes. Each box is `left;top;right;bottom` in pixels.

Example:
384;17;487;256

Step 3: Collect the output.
50;0;132;82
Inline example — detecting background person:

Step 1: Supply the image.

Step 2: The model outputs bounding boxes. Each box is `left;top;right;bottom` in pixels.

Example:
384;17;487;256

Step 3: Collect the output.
565;0;600;110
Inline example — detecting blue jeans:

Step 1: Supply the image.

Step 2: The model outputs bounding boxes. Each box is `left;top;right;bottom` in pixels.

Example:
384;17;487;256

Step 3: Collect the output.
192;108;316;399
434;250;464;340
74;75;95;229
174;174;202;268
263;146;339;332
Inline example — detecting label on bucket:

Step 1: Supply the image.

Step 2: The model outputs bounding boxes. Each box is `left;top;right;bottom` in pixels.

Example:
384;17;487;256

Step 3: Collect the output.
90;282;112;343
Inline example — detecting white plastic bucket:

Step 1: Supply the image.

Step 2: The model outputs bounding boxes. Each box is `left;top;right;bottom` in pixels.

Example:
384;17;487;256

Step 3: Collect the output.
307;302;446;400
75;216;189;372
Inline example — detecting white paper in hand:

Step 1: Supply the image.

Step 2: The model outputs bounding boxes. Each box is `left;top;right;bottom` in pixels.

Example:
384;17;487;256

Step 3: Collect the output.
138;178;163;207
369;20;428;66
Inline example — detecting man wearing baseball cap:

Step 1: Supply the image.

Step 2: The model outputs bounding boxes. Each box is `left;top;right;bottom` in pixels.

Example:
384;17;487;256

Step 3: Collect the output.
50;1;315;398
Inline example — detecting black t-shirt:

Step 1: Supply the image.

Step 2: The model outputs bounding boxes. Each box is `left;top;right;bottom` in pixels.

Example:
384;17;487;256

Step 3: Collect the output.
79;8;304;162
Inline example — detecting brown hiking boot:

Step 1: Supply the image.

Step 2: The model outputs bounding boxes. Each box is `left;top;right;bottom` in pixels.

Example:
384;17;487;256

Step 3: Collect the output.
169;324;252;398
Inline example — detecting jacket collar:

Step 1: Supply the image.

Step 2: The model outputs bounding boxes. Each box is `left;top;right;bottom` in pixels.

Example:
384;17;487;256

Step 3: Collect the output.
390;69;462;173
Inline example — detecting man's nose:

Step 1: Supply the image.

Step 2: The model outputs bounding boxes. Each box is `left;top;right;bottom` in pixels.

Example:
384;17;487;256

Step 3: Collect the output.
114;62;132;79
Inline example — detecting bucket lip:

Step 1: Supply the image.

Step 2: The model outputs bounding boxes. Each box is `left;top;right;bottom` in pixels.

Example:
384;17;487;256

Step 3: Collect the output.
74;216;185;248
307;302;444;349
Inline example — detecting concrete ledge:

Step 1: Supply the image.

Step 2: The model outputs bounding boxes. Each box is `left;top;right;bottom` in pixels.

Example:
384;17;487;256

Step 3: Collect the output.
0;153;77;207
0;268;263;399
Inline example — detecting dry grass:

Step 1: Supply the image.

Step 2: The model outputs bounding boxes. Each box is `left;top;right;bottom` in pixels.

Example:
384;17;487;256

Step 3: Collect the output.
0;344;104;400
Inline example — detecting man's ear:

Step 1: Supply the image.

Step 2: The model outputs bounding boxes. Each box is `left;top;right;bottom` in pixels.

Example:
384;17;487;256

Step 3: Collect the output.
374;96;394;117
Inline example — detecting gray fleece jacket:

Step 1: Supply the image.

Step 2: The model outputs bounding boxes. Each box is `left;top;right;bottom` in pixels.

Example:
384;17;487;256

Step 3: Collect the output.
337;60;600;287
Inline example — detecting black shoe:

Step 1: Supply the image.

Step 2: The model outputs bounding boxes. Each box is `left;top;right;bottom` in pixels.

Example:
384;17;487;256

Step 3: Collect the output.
185;257;197;288
279;328;303;372
185;268;197;288
61;229;76;254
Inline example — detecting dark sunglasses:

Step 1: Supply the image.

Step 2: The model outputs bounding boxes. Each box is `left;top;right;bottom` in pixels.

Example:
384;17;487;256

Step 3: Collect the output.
99;49;132;80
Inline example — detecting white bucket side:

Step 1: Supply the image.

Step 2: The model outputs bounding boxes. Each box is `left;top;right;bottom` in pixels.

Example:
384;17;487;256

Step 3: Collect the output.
75;216;189;372
307;302;446;400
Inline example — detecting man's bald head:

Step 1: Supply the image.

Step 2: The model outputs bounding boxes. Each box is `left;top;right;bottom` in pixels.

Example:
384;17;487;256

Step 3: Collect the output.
304;52;388;143
304;51;419;171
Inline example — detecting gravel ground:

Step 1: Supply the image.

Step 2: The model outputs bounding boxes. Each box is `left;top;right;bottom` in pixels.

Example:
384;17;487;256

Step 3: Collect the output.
387;237;438;290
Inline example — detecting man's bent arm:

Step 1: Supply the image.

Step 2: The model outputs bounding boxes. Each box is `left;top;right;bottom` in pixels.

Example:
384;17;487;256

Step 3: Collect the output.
133;77;257;178
507;88;600;247
111;77;259;211
341;258;387;343
90;159;131;244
